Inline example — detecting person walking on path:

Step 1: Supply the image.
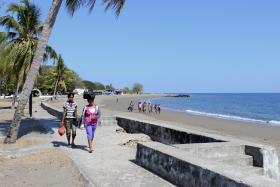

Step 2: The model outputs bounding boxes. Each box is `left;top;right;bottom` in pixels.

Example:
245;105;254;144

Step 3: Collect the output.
60;93;78;148
83;94;101;153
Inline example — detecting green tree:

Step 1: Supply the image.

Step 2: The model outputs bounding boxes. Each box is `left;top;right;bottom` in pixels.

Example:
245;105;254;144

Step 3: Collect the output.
82;80;97;90
105;83;115;91
132;83;143;94
36;64;83;95
53;54;66;98
123;87;130;94
35;65;54;94
5;0;125;143
0;0;56;109
64;69;84;93
95;82;105;90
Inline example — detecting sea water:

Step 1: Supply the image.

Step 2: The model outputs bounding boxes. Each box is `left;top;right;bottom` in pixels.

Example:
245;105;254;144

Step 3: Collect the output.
150;93;280;126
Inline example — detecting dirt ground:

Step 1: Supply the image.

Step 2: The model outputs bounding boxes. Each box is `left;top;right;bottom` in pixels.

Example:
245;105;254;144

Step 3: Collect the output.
0;100;84;187
0;149;84;187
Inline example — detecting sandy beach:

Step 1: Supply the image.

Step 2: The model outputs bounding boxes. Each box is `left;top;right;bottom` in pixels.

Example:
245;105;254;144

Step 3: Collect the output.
48;94;280;155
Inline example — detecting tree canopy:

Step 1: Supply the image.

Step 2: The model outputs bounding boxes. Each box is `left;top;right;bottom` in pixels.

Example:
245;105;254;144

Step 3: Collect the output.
35;65;83;95
82;80;106;90
132;83;144;94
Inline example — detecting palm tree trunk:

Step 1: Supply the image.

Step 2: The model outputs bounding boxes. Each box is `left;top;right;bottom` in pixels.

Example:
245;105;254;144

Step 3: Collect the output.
53;77;59;99
4;0;63;144
11;74;20;110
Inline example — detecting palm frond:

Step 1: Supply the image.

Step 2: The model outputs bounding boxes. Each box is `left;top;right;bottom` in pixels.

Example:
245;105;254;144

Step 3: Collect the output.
0;32;8;44
65;0;125;16
65;0;86;16
44;45;58;63
102;0;125;16
0;16;23;33
0;0;58;84
0;31;18;43
103;0;125;16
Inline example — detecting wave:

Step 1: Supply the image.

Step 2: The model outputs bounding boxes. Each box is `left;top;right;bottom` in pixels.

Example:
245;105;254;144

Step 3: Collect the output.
183;109;280;126
158;106;280;126
151;94;280;126
269;120;280;125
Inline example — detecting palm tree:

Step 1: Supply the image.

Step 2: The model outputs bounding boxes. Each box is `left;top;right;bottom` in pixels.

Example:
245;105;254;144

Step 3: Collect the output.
0;0;57;109
53;54;67;98
5;0;125;143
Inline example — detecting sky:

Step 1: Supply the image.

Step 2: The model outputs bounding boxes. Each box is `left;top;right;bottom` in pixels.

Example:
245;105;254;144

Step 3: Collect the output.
1;0;280;93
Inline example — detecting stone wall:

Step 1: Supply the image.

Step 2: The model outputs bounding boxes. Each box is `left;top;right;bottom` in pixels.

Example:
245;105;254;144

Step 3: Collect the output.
116;117;223;145
41;102;63;119
136;143;249;187
245;145;263;167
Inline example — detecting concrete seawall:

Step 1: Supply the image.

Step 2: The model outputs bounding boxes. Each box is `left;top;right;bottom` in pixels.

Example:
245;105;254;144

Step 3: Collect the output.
136;142;249;187
116;116;280;186
116;116;264;167
116;117;223;144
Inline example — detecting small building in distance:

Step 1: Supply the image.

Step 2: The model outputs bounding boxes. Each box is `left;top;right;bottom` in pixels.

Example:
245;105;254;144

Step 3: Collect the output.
83;89;124;96
73;88;85;95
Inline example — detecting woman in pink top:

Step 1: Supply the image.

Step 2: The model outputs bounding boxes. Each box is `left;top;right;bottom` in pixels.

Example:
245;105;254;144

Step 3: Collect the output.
83;94;101;153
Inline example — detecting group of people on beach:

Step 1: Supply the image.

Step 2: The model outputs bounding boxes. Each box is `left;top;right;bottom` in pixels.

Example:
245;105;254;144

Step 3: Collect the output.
128;100;161;114
59;93;100;153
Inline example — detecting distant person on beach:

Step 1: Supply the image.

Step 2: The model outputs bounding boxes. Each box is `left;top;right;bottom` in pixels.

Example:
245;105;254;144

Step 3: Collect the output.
142;102;147;112
158;104;161;114
138;102;142;112
128;100;134;112
60;93;77;148
154;104;158;114
149;102;153;113
82;94;101;153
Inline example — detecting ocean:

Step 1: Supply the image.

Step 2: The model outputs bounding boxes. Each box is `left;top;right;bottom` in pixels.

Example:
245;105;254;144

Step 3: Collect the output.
150;93;280;126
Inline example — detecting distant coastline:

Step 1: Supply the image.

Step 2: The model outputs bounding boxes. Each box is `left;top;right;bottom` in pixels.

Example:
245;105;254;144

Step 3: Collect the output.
164;94;191;98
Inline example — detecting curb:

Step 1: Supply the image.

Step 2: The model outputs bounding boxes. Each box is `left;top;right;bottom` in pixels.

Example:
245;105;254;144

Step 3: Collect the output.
68;156;97;187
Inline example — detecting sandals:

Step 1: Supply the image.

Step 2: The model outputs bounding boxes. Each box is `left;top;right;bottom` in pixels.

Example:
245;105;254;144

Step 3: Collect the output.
88;146;94;153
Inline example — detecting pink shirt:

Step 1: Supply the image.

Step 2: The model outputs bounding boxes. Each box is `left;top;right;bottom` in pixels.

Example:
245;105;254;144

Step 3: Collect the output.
84;105;99;125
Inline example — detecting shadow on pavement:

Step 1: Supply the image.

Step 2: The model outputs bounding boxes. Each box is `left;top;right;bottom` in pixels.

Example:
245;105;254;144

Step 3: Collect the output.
51;141;88;152
0;106;12;110
0;118;56;140
0;120;10;138
18;118;56;138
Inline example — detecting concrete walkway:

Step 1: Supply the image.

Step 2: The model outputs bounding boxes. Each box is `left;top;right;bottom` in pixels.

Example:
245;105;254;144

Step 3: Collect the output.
32;103;174;187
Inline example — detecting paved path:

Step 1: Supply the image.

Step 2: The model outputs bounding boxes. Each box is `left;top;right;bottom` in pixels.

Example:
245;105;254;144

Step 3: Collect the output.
32;103;174;187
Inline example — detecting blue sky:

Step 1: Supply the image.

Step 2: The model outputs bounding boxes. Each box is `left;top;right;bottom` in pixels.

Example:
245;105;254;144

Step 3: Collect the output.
1;0;280;93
